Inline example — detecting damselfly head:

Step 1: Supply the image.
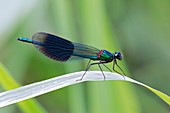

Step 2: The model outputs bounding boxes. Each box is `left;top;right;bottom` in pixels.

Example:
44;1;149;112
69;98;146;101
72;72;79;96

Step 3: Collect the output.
113;52;122;60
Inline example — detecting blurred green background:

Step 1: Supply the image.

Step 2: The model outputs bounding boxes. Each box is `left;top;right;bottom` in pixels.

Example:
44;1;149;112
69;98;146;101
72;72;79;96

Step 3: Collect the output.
0;0;170;113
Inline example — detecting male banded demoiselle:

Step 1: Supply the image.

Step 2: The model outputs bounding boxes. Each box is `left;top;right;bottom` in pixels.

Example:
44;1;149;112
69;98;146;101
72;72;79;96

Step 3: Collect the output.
18;32;126;80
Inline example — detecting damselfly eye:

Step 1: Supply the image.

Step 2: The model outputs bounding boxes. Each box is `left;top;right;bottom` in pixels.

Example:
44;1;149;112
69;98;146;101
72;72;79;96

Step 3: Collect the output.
114;52;122;60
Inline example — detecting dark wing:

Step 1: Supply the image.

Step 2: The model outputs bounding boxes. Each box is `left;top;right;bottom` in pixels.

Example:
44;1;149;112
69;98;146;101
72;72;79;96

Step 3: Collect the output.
32;32;74;61
32;32;100;62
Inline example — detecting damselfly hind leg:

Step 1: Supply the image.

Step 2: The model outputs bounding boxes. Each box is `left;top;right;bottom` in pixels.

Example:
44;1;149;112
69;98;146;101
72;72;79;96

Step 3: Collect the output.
77;60;107;81
76;60;91;81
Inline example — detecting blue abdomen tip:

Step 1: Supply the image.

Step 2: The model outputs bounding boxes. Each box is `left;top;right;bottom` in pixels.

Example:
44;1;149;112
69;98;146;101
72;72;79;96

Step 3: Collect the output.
17;37;33;43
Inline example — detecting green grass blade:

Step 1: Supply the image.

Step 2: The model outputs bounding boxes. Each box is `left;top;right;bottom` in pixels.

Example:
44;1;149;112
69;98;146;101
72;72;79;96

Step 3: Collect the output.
127;78;170;105
0;62;48;113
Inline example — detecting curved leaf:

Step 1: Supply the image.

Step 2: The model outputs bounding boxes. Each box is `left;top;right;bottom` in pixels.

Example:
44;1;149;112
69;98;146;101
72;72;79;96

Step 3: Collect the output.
0;70;169;107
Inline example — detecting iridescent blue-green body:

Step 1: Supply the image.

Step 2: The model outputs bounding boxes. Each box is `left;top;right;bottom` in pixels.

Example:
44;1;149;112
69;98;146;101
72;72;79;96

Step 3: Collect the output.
18;32;124;80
